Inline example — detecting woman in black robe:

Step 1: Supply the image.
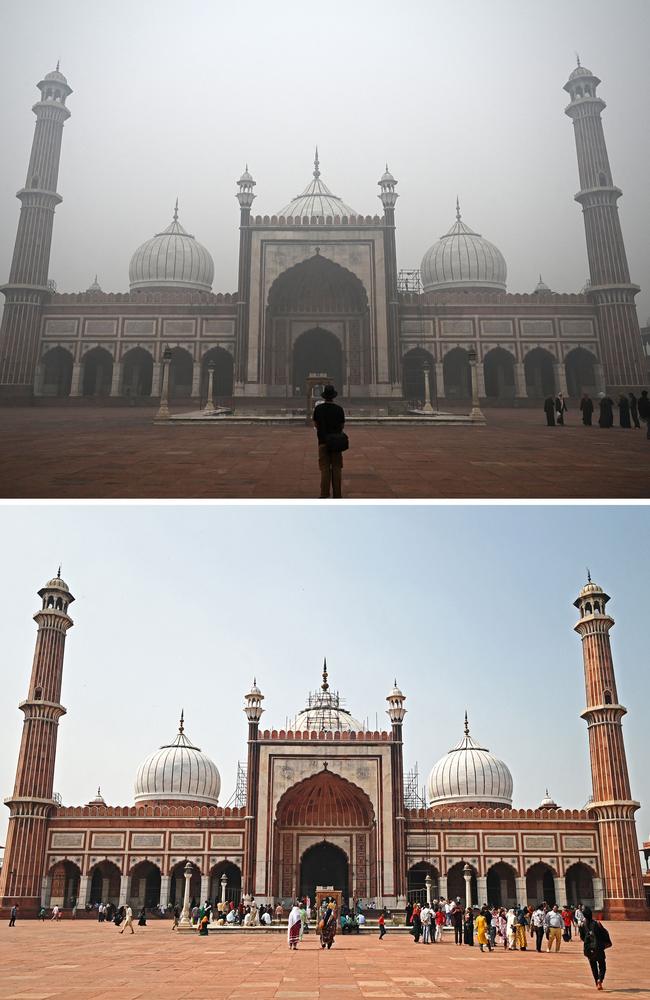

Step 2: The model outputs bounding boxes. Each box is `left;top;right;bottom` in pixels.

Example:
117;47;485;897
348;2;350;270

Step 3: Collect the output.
463;908;474;945
580;394;593;426
618;395;631;428
598;395;614;428
138;907;147;927
543;397;555;426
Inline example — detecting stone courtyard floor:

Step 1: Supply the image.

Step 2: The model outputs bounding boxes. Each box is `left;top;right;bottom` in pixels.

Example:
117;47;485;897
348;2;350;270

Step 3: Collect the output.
1;922;649;999
0;406;648;499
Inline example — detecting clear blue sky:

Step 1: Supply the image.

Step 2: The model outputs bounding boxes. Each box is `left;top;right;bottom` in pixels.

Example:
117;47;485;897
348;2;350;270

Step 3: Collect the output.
0;504;648;855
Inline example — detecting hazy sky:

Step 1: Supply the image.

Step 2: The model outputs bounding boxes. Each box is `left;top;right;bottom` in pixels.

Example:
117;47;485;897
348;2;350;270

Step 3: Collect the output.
0;0;649;323
1;504;648;853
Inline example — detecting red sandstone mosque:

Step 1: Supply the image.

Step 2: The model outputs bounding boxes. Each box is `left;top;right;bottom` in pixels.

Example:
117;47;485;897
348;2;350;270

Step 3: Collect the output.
0;572;647;920
0;61;647;405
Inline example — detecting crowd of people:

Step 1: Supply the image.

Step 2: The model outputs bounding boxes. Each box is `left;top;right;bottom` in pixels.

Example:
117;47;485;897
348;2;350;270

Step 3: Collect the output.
543;389;650;435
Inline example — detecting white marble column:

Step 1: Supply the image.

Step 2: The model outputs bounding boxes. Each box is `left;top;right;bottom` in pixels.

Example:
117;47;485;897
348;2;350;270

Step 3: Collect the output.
553;363;568;396
33;363;44;396
554;877;565;907
151;361;162;397
594;364;606;394
476;876;487;906
109;361;122;397
191;361;202;400
435;362;445;400
41;875;52;907
159;875;170;908
438;875;448;899
515;877;527;908
200;874;210;904
78;875;90;908
592;878;604;911
119;875;129;907
514;361;527;398
476;365;486;398
70;362;82;397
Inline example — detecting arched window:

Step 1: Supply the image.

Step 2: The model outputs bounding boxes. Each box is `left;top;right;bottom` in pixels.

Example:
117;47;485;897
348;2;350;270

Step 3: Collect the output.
31;176;39;188
593;601;601;613
47;596;54;608
604;690;612;705
585;602;592;615
34;686;42;700
55;597;63;610
598;171;608;186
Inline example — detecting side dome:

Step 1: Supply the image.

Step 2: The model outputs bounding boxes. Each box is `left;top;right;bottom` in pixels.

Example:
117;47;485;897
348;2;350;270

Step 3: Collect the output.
291;659;364;733
129;202;214;292
134;713;220;805
427;715;513;807
277;150;358;219
420;200;507;293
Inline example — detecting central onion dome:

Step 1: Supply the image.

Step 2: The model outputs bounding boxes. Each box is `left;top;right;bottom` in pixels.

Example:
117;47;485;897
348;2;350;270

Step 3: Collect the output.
420;199;507;293
134;712;220;805
129;201;214;292
291;659;364;733
427;714;513;807
277;149;358;219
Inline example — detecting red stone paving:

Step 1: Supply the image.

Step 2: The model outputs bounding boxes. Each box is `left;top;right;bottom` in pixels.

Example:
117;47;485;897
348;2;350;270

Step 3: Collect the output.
1;922;649;999
0;406;648;499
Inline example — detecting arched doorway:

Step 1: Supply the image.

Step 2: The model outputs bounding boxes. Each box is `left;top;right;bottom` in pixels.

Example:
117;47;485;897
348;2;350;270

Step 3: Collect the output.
443;348;471;399
122;347;153;398
447;862;477;905
526;863;556;906
169;861;201;906
484;348;515;400
128;860;161;909
209;861;242;906
201;346;234;404
565;348;597;397
266;254;369;391
407;862;439;903
89;860;121;905
274;768;376;902
41;347;73;396
486;862;517;907
402;348;435;404
565;863;595;908
49;860;80;909
169;347;193;399
300;841;349;902
292;328;343;392
81;347;113;397
525;348;555;398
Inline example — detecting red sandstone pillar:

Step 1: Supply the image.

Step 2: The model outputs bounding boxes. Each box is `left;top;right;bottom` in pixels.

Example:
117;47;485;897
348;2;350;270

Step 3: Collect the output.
573;576;646;919
387;682;407;905
0;572;74;915
242;680;263;898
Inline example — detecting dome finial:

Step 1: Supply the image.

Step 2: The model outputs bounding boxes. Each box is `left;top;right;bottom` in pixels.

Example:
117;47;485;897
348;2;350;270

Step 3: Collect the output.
179;708;184;734
321;657;329;692
464;710;470;737
576;51;581;68
56;59;60;72
314;146;320;179
173;198;179;223
587;567;592;583
456;196;461;223
57;564;61;578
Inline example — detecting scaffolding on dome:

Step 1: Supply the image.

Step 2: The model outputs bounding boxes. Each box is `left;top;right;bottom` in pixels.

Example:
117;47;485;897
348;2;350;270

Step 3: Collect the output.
404;764;427;810
398;269;422;294
225;761;247;809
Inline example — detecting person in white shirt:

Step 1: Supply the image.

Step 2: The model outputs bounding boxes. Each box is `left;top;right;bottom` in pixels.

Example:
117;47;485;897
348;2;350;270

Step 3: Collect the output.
420;905;432;944
531;905;545;952
120;904;134;935
545;904;563;952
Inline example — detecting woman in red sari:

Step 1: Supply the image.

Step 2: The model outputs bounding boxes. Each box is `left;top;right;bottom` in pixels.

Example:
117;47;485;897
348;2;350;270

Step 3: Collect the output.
287;902;301;950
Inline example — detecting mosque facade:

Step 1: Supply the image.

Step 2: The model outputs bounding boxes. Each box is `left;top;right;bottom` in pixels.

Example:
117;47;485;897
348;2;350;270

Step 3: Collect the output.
0;63;647;405
0;573;647;920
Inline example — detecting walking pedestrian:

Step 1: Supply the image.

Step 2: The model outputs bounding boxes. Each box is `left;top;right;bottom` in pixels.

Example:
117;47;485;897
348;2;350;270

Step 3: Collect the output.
287;901;301;950
618;395;631;428
119;904;134;934
463;908;474;946
138;907;147;927
580;393;594;426
171;905;180;930
8;903;18;927
544;396;556;426
546;904;563;952
531;904;545;952
421;903;432;944
313;384;347;499
378;908;387;940
628;393;641;428
598;393;614;428
434;905;445;942
562;905;573;941
475;909;492;952
555;392;567;425
579;905;612;991
515;906;528;950
638;390;650;439
452;904;463;945
411;903;422;943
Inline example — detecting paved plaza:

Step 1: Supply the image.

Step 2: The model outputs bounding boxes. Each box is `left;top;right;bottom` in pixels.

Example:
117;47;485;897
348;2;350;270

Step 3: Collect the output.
1;921;649;999
0;407;648;499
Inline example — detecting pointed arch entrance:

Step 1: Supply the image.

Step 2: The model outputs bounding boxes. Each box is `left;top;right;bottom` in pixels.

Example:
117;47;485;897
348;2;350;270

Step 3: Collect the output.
265;254;370;393
300;841;349;901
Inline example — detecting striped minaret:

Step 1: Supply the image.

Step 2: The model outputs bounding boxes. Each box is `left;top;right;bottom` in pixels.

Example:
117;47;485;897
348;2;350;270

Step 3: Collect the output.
573;576;646;919
0;573;74;915
0;66;72;398
564;62;646;392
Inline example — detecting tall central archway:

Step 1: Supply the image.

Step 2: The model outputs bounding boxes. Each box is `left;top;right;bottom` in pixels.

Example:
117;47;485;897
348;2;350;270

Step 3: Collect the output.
265;254;370;392
300;841;349;901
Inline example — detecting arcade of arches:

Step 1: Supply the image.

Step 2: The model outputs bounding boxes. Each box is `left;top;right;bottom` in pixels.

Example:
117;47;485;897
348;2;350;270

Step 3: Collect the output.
265;255;370;391
405;860;595;908
274;769;376;901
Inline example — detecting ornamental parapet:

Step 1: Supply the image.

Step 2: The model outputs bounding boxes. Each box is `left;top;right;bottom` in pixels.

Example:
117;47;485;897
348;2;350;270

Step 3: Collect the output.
258;728;391;742
52;803;246;819
405;805;593;821
399;290;590;306
49;290;238;305
249;213;384;227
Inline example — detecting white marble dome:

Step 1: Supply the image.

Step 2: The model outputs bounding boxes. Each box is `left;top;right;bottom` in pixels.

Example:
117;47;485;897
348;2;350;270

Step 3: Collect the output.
129;204;214;292
134;715;220;805
291;661;364;733
277;151;358;219
420;203;507;293
427;717;513;807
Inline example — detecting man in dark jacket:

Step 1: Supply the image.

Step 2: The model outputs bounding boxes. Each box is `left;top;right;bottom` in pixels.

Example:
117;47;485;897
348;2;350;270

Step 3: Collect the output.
628;392;640;428
543;396;556;426
579;905;611;991
638;389;650;439
313;384;346;499
580;394;594;426
598;394;614;428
